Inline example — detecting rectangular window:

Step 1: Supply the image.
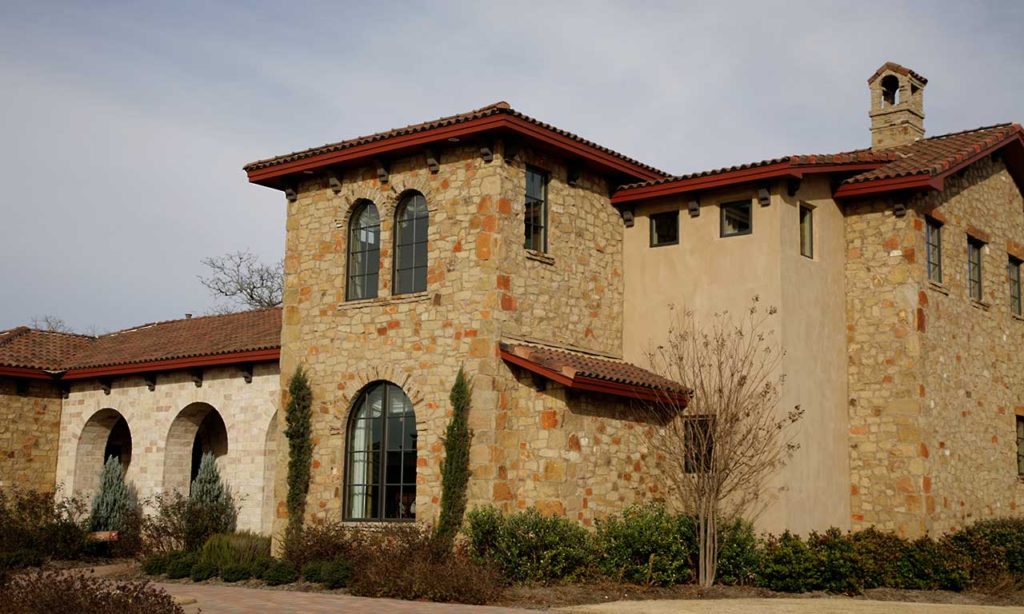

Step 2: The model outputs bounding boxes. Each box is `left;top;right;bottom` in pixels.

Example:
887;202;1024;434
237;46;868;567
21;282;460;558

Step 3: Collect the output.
650;211;679;247
683;415;714;473
968;236;985;302
720;200;752;237
1017;416;1024;477
524;167;548;253
799;204;814;258
926;218;943;284
1010;256;1022;317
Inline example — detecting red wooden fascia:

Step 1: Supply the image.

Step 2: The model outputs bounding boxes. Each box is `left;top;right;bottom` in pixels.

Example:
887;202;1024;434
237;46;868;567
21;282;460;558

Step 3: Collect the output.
0;366;55;380
833;174;942;199
61;348;280;381
500;349;688;405
246;114;664;185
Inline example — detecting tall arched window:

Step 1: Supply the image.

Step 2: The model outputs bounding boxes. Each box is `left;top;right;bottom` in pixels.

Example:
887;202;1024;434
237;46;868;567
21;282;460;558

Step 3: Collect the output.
393;192;428;294
345;382;417;521
347;201;380;301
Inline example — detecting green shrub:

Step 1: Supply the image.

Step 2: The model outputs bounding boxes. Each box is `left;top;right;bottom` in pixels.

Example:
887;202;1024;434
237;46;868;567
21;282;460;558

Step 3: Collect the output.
850;527;909;589
143;486;239;554
321;558;354;589
716;518;761;586
432;368;473;556
141;553;171;576
0;487;89;562
807;527;861;594
466;506;595;584
189;560;217;581
902;536;970;591
165;552;197;579
301;560;327;584
251;556;274;580
283;520;354;569
595;503;695;586
0;570;184;614
0;549;45;570
945;518;1024;588
757;531;819;592
285;366;313;543
262;560;299;586
221;562;253;583
197;532;271;574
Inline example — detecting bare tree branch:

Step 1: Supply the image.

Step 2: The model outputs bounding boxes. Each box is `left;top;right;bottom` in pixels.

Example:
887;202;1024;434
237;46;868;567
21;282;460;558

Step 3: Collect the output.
198;249;284;311
30;315;74;333
641;296;803;587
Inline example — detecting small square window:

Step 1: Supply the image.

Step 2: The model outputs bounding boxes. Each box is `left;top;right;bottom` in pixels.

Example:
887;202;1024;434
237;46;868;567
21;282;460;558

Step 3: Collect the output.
649;211;679;247
720;200;752;237
799;204;814;258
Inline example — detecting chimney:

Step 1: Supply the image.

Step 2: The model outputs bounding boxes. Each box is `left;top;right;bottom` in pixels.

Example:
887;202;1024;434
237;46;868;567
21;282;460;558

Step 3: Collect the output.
868;62;927;150
185;313;193;319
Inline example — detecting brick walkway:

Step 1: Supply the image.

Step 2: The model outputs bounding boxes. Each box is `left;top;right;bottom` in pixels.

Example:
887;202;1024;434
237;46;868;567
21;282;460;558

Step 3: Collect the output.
156;583;539;614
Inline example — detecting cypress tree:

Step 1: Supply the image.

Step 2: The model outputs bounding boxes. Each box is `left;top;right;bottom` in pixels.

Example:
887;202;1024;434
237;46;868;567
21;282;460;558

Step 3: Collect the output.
90;456;134;532
432;367;473;556
285;365;313;540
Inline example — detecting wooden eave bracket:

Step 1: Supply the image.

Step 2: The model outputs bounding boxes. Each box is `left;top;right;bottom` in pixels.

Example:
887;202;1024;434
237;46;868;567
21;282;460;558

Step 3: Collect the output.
424;148;440;174
241;363;254;384
374;159;389;183
480;143;494;164
567;162;582;187
327;172;342;194
284;187;298;203
144;374;157;391
100;379;112;395
191;369;203;388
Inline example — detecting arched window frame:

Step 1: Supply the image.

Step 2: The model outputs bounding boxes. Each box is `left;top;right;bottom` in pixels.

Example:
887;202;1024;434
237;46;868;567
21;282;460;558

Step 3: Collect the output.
392;191;429;295
343;382;417;522
346;200;381;301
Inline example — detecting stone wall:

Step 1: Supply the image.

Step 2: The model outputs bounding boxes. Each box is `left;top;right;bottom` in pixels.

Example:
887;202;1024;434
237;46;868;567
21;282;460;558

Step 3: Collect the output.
0;377;62;492
846;156;1024;536
275;140;640;544
55;364;279;533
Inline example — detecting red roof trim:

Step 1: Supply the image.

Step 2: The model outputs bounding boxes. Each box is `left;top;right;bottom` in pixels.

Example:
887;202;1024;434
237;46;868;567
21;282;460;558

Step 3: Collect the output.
246;115;664;186
833;174;942;199
61;348;280;381
0;366;54;380
500;348;688;404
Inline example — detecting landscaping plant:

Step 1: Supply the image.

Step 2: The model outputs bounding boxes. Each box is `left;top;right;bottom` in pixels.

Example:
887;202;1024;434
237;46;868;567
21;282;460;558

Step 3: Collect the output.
284;366;313;544
0;570;184;614
432;367;473;557
595;503;696;586
0;487;88;565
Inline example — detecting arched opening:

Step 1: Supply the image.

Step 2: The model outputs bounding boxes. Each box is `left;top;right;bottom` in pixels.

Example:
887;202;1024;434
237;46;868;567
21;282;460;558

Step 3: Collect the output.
393;191;428;295
261;410;279;535
73;408;132;497
344;381;417;521
346;200;381;301
164;402;229;495
881;74;900;106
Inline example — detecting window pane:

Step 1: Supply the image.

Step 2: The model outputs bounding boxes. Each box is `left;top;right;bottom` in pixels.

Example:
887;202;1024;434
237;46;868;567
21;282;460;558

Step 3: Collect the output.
800;206;813;258
347;202;380;301
524;168;547;252
401;485;416;519
387;416;404;451
386;451;403;483
720;201;752;237
650;211;679;246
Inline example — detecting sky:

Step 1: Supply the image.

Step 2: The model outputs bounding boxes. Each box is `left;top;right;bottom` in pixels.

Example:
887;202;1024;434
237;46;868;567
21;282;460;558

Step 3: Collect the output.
1;0;1022;333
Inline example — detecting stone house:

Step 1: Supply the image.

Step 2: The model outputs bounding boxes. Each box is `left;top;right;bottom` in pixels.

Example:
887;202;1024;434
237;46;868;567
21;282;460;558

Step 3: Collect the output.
2;62;1023;541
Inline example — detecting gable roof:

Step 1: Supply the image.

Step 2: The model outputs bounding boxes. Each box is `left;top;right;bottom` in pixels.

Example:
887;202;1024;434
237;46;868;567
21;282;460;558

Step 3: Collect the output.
244;101;667;187
868;61;927;85
0;308;281;380
612;123;1024;205
499;341;690;404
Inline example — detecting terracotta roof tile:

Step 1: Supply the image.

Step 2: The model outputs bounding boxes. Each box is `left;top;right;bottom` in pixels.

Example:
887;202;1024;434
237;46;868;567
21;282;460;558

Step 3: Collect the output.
243;101;668;177
0;327;96;370
500;341;688;399
0;308;281;373
868;61;928;85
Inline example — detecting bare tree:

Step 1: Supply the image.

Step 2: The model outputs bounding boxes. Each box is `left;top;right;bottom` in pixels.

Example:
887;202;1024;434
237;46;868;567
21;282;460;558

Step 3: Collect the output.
643;296;803;587
198;249;283;311
30;315;74;333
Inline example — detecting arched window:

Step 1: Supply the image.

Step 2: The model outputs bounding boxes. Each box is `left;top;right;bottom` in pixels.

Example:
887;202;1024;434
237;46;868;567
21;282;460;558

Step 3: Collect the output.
347;201;380;301
393;192;428;294
345;382;417;521
881;74;900;106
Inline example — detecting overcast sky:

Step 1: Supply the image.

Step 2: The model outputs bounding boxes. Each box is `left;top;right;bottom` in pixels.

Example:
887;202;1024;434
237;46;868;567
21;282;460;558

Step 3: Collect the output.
1;0;1022;333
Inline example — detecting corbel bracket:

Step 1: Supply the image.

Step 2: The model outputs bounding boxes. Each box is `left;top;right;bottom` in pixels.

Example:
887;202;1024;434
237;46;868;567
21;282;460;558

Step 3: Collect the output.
893;202;907;218
787;178;802;197
374;159;389;184
100;379;112;395
567;162;582;187
327;172;342;194
191;369;203;388
687;196;701;218
620;207;635;228
144;374;157;392
424;148;440;174
503;138;521;162
284;188;298;203
241;363;254;384
757;187;771;207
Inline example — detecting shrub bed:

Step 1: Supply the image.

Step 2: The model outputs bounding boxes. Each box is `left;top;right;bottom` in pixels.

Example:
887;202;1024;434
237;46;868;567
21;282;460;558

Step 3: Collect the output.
0;570;183;614
0;488;89;568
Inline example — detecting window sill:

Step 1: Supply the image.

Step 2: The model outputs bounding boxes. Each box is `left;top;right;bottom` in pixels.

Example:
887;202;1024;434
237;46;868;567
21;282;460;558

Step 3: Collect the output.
1012;313;1024;322
525;250;555;265
970;299;991;312
338;292;433;311
927;281;950;296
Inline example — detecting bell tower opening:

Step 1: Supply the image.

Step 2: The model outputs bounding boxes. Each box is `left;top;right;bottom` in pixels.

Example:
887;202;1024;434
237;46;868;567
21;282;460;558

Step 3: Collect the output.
868;62;926;150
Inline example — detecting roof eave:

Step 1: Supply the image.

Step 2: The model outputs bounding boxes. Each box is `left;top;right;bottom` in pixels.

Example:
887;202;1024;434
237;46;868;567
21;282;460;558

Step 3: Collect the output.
61;348;280;381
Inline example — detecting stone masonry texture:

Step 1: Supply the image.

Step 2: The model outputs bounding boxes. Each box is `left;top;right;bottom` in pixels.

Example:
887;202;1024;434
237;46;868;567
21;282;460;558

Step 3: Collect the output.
0;378;62;492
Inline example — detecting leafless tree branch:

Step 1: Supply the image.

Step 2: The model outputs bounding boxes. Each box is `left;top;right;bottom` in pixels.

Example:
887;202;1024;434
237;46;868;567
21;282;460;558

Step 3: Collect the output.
198;249;283;311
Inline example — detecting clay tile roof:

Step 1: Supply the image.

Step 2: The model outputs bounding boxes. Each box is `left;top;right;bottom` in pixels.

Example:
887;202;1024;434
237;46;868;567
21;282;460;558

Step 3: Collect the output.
65;308;282;370
243;101;667;177
0;327;96;370
867;62;927;85
499;341;689;403
841;123;1021;184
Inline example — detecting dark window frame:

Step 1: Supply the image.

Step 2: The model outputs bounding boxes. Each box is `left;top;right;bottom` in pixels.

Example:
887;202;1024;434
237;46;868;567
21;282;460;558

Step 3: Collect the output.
720;200;753;238
649;210;680;247
968;236;985;302
343;382;418;522
346;201;381;302
1010;256;1022;317
1017;415;1024;477
799;204;814;259
926;217;943;284
392;192;429;295
683;415;715;474
524;166;549;253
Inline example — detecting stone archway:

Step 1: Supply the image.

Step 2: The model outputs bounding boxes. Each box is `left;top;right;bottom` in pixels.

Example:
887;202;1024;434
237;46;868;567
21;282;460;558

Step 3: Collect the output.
164;402;229;495
261;410;278;535
73;408;132;497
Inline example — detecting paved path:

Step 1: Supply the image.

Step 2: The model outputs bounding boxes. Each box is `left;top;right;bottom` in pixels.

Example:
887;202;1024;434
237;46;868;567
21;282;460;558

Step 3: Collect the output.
156;583;538;614
561;598;1024;614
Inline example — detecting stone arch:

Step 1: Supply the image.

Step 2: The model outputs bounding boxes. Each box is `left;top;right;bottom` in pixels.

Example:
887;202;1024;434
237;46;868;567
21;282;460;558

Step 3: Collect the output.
881;74;900;106
261;409;279;535
339;366;426;423
163;402;229;495
388;176;440;215
73;408;133;497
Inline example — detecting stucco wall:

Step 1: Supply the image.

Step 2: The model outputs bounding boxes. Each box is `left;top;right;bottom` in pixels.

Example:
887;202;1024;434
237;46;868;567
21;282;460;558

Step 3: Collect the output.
55;364;279;533
622;177;851;534
0;378;62;492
